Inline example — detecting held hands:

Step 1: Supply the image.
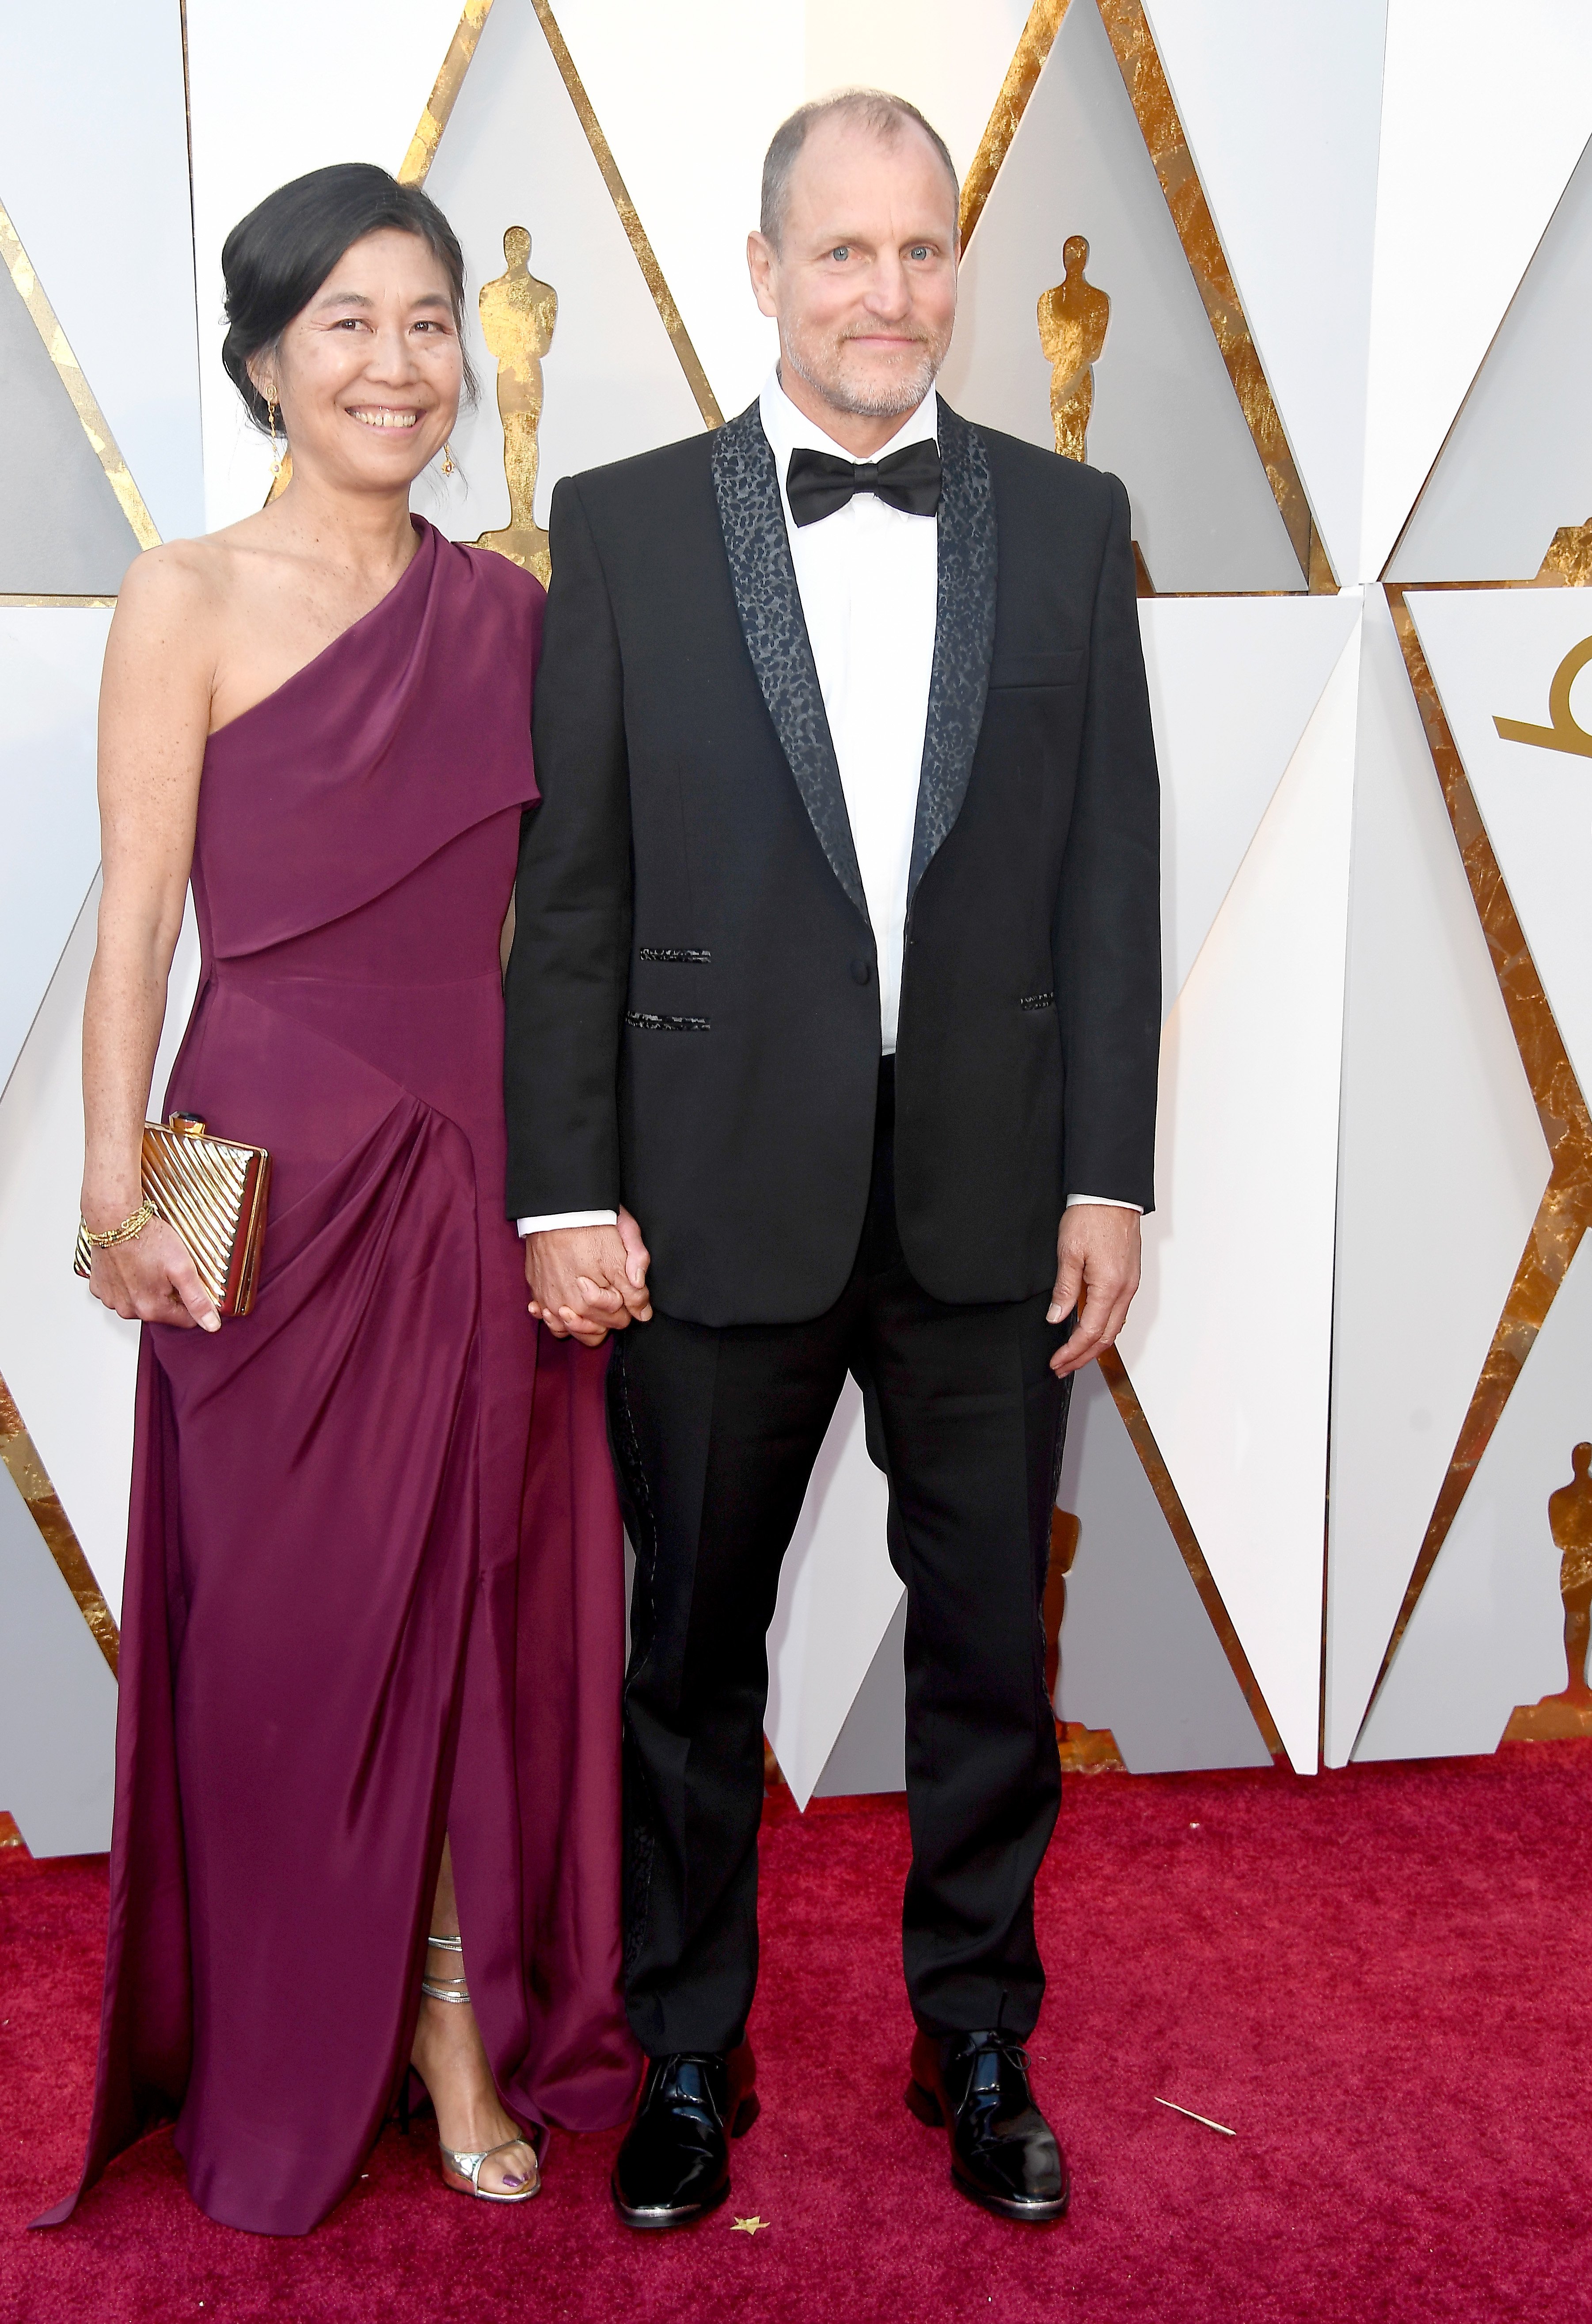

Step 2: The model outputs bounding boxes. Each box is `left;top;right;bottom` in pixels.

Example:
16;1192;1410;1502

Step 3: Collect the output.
525;1207;653;1346
87;1215;220;1332
1047;1205;1141;1378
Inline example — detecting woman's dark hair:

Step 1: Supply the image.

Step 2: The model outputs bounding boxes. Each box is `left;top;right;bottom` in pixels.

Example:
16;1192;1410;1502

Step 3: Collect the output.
220;161;476;432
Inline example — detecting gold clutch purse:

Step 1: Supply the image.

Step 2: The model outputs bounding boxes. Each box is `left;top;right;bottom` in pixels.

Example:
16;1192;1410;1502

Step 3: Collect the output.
74;1113;272;1318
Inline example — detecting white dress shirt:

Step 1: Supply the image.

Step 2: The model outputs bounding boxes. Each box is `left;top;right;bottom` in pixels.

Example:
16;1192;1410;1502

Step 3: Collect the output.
758;368;939;1057
518;369;1133;1232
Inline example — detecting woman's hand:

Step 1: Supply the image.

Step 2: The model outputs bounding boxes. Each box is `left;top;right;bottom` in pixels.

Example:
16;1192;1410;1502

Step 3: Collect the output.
88;1216;220;1331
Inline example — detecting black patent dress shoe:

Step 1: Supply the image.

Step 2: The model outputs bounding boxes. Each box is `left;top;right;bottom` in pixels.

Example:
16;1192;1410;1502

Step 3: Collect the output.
611;2043;759;2229
906;2029;1070;2223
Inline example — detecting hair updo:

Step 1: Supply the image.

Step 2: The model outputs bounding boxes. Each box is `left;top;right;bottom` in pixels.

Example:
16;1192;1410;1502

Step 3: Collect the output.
220;161;477;433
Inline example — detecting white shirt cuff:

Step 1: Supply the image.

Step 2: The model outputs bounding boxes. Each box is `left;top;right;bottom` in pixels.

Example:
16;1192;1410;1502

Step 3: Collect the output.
1066;1195;1143;1212
516;1210;619;1237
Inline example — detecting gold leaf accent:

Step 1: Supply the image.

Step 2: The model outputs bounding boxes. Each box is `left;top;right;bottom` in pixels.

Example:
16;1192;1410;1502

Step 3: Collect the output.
1533;518;1592;589
0;198;159;554
398;0;494;187
0;1371;118;1676
1093;0;1316;585
960;0;1076;249
0;595;115;609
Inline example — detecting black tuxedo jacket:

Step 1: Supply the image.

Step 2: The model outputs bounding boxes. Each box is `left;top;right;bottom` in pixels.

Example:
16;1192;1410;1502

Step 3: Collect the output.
504;399;1161;1327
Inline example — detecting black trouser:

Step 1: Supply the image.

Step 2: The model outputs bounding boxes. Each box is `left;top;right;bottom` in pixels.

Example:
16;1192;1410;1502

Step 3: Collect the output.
607;1061;1070;2056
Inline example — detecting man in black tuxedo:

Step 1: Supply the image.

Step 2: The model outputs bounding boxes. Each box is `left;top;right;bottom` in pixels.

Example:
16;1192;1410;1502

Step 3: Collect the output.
504;89;1160;2228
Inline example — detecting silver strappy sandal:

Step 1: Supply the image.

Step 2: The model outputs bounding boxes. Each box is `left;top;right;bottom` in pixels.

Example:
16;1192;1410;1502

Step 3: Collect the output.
420;1933;541;2204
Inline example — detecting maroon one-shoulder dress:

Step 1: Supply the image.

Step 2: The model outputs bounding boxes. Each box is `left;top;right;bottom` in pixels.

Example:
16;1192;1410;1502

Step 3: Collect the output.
41;520;638;2236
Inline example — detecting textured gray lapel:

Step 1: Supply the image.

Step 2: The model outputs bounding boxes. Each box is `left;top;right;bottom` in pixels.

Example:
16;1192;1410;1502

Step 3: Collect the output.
711;404;869;923
908;403;997;901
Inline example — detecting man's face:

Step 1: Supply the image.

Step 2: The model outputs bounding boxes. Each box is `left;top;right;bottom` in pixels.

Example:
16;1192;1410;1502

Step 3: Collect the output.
749;116;959;421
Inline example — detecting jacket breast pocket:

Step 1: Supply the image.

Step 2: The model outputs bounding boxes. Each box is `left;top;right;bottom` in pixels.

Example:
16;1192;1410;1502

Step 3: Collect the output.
987;650;1085;691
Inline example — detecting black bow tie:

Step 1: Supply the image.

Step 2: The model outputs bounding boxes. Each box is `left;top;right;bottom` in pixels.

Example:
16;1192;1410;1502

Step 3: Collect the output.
785;439;942;528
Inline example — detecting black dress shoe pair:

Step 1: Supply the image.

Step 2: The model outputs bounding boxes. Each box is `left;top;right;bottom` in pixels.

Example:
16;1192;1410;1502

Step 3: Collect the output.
611;2043;759;2228
611;2029;1067;2229
906;2028;1070;2223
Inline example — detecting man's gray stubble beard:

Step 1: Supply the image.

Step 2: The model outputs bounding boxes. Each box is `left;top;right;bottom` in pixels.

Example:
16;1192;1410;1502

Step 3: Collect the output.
783;331;944;420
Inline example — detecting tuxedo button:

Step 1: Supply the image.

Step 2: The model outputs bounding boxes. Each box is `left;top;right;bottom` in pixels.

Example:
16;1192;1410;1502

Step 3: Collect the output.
851;960;872;986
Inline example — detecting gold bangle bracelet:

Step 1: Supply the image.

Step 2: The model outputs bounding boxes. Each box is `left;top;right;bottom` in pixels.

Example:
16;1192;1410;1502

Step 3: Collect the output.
80;1199;156;1251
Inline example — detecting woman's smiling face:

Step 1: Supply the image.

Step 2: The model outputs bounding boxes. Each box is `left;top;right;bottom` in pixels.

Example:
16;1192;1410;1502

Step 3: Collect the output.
250;227;464;493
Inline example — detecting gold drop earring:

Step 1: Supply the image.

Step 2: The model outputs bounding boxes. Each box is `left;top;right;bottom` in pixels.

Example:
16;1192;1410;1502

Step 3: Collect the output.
441;441;456;477
267;396;285;480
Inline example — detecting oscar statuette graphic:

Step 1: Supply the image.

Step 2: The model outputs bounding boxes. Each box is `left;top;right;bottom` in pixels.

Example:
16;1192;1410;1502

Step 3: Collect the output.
1045;1507;1124;1772
1037;235;1110;465
1502;1443;1592;1741
473;225;557;584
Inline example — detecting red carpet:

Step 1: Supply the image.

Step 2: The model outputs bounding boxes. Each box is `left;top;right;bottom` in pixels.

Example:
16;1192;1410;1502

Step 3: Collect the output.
4;1745;1588;2323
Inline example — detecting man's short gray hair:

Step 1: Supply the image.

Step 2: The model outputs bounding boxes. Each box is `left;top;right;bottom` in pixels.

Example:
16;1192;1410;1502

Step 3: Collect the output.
760;89;960;247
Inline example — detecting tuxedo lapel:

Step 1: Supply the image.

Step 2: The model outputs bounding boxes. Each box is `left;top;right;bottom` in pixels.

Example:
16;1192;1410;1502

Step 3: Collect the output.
908;403;997;901
711;404;869;924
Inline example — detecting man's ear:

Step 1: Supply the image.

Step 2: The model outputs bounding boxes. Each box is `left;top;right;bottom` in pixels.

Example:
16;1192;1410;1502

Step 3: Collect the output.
746;231;779;321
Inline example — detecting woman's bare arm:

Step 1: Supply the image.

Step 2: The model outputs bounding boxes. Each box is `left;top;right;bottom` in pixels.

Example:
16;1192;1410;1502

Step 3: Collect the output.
82;545;223;1330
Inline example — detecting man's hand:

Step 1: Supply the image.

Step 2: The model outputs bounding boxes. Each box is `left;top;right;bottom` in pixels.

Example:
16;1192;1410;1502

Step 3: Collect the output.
525;1207;652;1347
1047;1205;1141;1378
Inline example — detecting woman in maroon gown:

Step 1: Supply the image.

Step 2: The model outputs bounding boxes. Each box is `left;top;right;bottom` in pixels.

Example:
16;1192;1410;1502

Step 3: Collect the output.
45;165;641;2235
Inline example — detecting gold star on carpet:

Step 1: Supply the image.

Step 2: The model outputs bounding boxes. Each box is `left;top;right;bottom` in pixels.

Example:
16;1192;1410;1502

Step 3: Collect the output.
731;2214;769;2235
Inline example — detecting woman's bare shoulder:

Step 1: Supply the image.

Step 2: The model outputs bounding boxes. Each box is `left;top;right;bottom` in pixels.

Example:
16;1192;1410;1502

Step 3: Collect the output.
113;535;239;633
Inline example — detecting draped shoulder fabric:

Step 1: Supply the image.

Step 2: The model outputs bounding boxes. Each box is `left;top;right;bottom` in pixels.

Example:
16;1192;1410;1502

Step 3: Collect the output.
39;519;638;2237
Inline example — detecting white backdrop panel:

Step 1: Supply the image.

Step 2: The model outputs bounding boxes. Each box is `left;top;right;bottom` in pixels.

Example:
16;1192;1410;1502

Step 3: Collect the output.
551;0;796;418
1058;1365;1271;1773
0;1462;117;1857
1120;615;1364;1770
1326;590;1550;1765
2;0;203;543
813;1596;908;1798
186;0;464;529
1146;0;1387;585
764;1380;898;1809
1388;134;1592;583
802;0;1032;204
1141;596;1361;1008
0;609;112;1095
1361;0;1592;580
